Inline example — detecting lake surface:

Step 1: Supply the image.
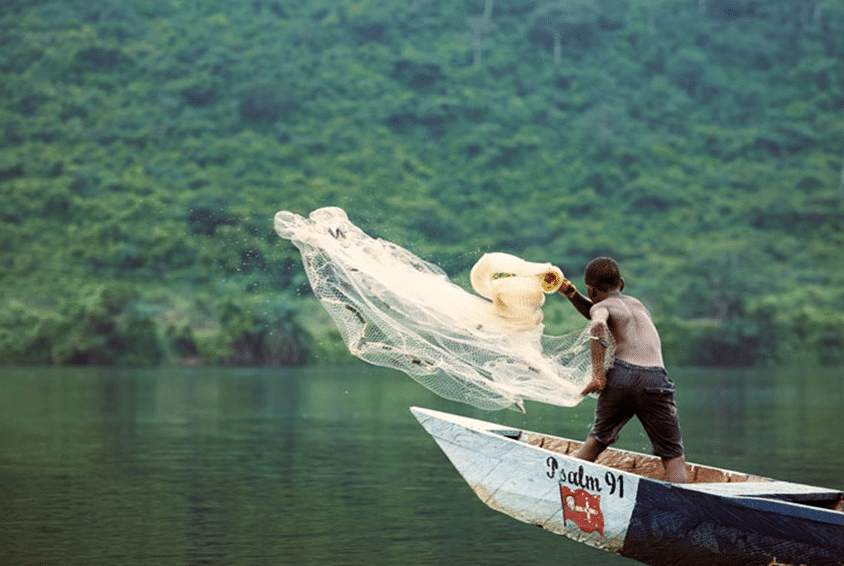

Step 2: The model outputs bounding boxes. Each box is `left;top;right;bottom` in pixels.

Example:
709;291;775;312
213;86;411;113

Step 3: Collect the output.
1;365;842;565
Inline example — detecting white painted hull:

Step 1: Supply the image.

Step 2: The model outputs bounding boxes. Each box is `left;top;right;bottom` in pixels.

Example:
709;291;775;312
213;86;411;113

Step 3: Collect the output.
411;407;639;552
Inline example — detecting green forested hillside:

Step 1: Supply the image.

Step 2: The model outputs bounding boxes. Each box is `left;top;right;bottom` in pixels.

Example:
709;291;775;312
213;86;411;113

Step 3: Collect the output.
2;0;843;367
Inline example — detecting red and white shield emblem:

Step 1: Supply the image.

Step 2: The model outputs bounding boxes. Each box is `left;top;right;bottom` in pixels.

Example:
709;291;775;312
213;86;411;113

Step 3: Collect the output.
560;486;604;536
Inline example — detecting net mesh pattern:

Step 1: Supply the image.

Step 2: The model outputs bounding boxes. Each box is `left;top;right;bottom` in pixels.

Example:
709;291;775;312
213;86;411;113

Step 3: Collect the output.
275;207;611;411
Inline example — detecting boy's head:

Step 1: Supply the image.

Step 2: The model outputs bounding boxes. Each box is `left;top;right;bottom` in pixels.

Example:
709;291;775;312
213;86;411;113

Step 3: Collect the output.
584;257;623;293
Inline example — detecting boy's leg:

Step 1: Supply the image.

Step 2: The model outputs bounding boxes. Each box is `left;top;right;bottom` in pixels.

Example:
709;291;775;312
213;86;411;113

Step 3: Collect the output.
636;369;686;481
575;435;607;462
662;455;688;483
581;366;633;463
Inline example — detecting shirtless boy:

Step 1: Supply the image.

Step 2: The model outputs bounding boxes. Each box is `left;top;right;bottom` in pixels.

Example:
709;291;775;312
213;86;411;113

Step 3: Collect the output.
558;257;688;483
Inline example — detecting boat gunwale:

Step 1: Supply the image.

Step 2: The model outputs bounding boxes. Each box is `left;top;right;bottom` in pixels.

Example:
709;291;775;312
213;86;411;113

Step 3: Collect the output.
410;407;843;512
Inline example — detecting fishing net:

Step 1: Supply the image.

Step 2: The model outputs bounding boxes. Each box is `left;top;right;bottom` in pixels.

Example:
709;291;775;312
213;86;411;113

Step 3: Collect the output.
274;207;611;411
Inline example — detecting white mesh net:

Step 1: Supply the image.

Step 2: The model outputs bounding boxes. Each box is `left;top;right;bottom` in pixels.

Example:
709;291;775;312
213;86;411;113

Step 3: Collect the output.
275;207;610;411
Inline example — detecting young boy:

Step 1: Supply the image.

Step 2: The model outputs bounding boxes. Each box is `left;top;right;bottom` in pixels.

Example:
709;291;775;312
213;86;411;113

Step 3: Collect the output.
559;257;688;483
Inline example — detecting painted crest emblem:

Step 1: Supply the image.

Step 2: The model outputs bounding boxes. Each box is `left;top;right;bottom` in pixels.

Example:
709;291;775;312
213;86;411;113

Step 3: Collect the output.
560;486;605;536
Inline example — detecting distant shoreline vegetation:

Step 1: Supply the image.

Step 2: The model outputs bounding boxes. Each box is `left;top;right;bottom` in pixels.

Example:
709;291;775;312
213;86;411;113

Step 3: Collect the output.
1;0;842;367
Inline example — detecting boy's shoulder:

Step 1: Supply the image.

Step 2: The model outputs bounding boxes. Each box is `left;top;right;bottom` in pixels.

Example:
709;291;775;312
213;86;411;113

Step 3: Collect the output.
590;294;631;318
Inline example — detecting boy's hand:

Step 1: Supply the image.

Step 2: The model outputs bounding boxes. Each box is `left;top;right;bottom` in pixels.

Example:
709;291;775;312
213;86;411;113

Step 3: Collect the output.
581;373;606;396
558;278;578;298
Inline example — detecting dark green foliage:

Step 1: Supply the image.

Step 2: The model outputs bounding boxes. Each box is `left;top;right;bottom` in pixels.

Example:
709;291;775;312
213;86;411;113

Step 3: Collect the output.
239;86;286;124
1;0;842;367
186;196;237;236
213;298;313;366
0;283;163;366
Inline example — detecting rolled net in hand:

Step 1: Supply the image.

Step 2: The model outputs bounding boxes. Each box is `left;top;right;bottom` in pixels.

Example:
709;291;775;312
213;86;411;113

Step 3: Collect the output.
275;207;610;411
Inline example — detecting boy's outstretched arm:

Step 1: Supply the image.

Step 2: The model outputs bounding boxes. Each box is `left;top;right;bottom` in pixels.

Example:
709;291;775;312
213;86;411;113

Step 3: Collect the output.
559;278;593;319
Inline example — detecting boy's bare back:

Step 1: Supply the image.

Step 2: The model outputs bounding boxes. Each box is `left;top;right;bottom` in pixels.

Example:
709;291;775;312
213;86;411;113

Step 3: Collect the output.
591;294;664;368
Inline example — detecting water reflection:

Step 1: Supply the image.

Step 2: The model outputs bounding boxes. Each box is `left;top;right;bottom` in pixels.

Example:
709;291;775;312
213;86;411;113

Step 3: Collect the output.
0;365;841;565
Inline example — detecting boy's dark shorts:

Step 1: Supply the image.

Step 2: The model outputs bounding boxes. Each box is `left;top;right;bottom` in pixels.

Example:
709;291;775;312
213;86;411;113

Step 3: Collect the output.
590;359;685;459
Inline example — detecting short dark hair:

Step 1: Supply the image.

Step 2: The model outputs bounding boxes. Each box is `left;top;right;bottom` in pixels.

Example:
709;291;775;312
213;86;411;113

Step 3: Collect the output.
584;257;622;292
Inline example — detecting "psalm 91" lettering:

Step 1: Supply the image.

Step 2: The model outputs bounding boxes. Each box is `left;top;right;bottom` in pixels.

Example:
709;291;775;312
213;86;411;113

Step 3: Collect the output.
545;456;624;498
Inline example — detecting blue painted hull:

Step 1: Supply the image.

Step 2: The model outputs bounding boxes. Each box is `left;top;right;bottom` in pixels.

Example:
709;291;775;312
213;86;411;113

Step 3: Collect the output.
623;478;844;565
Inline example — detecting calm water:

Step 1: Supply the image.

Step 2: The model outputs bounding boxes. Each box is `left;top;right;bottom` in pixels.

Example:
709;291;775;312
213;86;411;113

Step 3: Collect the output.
1;365;842;566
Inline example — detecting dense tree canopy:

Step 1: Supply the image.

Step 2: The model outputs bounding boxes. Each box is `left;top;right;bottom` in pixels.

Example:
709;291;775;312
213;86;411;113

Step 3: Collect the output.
1;0;842;367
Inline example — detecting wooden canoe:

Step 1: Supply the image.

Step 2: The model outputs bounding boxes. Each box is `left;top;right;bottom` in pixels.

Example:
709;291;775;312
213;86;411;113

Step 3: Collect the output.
411;407;844;566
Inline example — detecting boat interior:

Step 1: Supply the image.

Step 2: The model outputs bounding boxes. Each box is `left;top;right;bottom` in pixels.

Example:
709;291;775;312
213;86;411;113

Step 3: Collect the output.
516;430;844;512
520;430;765;482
